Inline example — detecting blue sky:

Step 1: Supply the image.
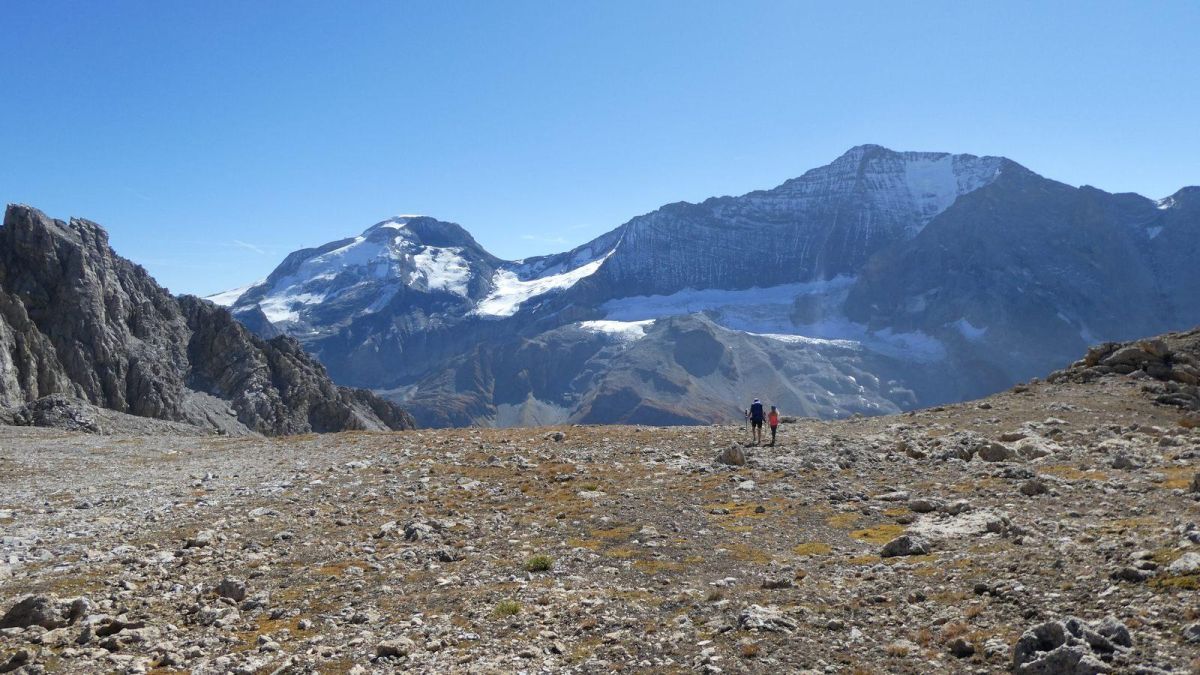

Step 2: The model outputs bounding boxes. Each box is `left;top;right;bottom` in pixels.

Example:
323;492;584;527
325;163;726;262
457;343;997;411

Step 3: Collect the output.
2;1;1198;296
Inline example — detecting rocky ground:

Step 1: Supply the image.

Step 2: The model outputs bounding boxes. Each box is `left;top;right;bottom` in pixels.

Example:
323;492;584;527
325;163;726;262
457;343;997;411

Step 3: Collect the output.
1;359;1199;673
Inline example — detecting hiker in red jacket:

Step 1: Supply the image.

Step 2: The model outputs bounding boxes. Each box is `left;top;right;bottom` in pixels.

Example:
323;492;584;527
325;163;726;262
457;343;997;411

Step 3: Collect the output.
767;405;780;446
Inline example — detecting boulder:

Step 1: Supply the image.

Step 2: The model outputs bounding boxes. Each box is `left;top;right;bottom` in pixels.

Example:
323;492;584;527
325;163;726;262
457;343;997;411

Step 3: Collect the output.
977;442;1016;462
880;534;930;557
1012;616;1130;674
718;445;746;466
1020;479;1049;496
0;595;86;630
1167;552;1200;575
736;604;796;632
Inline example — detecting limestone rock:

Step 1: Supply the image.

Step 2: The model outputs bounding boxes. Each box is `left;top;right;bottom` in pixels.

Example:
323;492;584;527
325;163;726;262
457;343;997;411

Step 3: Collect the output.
0;205;415;435
880;534;930;557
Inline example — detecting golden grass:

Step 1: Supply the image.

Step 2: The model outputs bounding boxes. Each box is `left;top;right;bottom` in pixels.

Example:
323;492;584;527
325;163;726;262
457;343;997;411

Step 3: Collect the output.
850;523;905;544
793;542;832;556
1156;466;1197;490
826;512;862;529
1038;465;1108;481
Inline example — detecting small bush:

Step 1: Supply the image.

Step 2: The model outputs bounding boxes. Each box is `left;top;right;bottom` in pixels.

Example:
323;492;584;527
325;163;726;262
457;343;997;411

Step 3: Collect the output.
739;642;760;659
493;599;522;617
705;589;724;602
940;621;970;641
524;554;554;572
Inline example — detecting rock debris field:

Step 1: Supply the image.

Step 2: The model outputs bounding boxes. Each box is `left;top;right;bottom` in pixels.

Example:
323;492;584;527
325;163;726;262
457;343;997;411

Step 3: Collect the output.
1;374;1198;673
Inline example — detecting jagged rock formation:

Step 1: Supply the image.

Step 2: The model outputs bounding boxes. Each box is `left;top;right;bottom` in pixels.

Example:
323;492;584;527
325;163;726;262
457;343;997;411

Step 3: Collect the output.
1048;327;1200;411
0;205;414;435
212;145;1200;427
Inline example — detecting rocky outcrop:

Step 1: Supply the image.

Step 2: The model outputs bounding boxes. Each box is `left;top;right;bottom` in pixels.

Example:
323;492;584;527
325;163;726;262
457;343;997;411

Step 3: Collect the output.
1048;328;1200;411
1011;616;1132;674
0;205;414;435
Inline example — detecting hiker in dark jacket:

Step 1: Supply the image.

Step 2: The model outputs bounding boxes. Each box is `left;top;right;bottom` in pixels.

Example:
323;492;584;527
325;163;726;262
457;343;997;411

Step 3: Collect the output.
749;398;765;446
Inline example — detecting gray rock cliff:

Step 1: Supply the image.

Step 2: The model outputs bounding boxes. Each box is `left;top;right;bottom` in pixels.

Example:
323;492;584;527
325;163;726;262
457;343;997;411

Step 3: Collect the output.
0;204;414;434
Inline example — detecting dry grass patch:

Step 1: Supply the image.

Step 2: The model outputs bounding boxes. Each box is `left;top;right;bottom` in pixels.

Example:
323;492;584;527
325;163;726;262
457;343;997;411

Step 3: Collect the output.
725;542;774;565
850;523;905;544
1038;465;1108;481
793;542;832;556
634;559;685;575
1155;466;1197;490
1149;574;1200;591
826;512;862;529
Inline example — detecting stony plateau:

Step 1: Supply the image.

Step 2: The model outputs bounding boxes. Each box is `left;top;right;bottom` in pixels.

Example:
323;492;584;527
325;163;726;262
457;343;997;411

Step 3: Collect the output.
0;330;1197;673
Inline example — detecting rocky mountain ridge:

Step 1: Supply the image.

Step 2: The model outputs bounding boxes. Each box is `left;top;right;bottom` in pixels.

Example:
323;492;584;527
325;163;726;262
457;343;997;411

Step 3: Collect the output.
213;145;1198;427
0;205;415;435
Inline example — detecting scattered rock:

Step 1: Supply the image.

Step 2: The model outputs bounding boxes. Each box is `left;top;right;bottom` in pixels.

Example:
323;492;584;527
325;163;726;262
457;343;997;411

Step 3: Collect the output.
215;579;248;602
376;637;415;658
1012;616;1131;674
1020;479;1048;496
978;442;1015;462
947;636;975;658
1166;552;1200;575
737;605;796;632
0;596;67;630
880;535;930;558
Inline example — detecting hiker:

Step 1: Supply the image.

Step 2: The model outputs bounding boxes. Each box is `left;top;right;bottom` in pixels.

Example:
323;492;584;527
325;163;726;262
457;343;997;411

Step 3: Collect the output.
749;398;765;446
768;405;780;446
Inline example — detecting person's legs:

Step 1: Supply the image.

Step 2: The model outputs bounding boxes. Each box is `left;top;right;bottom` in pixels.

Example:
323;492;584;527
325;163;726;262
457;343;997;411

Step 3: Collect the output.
770;425;777;446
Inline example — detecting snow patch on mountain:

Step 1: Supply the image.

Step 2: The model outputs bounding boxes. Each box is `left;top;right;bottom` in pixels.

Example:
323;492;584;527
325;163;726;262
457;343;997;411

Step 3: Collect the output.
578;319;655;342
260;292;327;323
745;332;860;349
904;154;1004;227
602;278;855;326
205;283;259;307
600;277;946;362
475;253;612;318
409;247;471;296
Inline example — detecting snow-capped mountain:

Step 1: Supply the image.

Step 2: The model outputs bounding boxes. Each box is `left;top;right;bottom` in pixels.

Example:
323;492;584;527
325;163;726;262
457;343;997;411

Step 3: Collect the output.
214;145;1200;427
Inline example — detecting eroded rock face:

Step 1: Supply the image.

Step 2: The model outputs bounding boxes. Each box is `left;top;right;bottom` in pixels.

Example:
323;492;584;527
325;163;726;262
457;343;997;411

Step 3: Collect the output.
0;205;414;435
1049;329;1200;412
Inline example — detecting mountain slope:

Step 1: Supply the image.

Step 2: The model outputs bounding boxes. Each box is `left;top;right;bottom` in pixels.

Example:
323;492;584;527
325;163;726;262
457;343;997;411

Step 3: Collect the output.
844;168;1200;387
0;205;415;435
216;145;1200;427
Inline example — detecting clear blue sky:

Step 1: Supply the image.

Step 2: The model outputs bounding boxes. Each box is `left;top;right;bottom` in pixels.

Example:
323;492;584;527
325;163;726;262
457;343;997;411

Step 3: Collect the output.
2;1;1197;296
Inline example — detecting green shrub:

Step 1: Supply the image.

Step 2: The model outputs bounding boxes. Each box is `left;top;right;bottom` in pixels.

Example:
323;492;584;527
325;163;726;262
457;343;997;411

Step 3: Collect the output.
524;554;554;572
494;599;522;617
